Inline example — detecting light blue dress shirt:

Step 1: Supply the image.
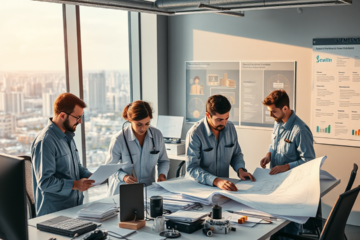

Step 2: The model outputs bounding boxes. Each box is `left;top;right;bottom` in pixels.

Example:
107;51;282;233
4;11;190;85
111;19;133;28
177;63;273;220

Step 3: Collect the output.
106;126;170;196
31;119;91;217
186;117;245;186
268;111;315;239
268;111;315;169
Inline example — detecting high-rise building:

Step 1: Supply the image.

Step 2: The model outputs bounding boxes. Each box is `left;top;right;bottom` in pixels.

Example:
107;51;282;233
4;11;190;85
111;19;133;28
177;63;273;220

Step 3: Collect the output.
0;91;24;113
106;92;115;111
0;91;8;112
0;114;14;137
44;81;53;92
34;82;43;97
10;92;24;113
3;76;12;92
42;92;57;117
88;71;106;112
24;81;32;97
109;71;123;93
114;90;128;112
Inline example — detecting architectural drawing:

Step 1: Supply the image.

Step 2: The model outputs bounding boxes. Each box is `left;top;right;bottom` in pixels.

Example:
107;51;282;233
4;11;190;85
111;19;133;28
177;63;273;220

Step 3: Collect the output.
156;156;326;218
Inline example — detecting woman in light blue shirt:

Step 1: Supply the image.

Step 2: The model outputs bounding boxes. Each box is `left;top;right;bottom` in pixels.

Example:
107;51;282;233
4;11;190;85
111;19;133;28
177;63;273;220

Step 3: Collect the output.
106;100;170;196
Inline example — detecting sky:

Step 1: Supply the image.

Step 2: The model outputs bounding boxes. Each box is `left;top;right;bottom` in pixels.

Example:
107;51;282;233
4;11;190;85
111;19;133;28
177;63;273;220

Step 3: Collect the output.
0;0;129;72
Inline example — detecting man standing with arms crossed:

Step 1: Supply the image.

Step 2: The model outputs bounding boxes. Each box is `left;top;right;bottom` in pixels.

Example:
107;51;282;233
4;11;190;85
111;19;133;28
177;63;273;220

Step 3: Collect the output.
186;95;255;191
260;90;315;239
31;93;94;216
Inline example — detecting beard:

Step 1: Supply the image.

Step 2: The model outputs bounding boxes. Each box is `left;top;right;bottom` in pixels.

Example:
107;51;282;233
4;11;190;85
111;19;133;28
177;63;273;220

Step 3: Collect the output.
214;125;225;131
63;117;78;133
273;112;285;123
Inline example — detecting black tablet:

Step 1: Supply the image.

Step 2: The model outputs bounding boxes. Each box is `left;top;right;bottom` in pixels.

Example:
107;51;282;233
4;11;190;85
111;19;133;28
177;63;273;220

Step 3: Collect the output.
119;183;144;222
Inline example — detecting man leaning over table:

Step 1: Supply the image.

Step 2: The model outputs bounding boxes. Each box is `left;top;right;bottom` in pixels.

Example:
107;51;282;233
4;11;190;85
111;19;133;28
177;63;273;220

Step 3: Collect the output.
260;90;315;240
186;94;255;192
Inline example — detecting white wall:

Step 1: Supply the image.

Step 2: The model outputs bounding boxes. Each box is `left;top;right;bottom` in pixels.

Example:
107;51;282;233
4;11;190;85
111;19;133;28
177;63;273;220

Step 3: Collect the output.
167;1;360;225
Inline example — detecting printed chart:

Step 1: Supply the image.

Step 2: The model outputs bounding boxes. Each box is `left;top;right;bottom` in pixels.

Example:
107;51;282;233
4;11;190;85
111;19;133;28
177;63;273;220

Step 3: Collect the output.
311;38;360;147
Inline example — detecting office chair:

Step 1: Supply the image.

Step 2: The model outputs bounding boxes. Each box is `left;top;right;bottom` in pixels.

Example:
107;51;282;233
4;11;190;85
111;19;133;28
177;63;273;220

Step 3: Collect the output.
18;155;36;219
302;163;358;238
345;163;358;192
273;185;360;240
175;160;186;178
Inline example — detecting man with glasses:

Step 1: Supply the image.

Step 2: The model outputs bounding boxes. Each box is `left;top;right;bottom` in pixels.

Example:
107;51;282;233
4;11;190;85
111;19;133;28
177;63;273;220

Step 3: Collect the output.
186;95;255;191
31;93;94;216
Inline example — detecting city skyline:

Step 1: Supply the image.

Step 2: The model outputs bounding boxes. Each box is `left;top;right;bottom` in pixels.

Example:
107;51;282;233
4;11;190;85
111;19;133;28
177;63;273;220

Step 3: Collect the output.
0;69;130;171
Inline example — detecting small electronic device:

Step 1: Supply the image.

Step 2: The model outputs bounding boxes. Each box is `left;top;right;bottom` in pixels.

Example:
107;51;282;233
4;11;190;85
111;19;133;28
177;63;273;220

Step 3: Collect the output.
160;228;181;238
36;216;97;237
82;229;108;240
156;115;184;144
119;183;144;222
204;218;231;234
165;141;185;155
203;227;213;237
150;196;163;218
212;205;222;219
166;219;204;234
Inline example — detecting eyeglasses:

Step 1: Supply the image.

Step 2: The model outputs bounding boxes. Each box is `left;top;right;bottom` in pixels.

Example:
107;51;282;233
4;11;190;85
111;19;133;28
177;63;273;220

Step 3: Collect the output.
63;112;84;122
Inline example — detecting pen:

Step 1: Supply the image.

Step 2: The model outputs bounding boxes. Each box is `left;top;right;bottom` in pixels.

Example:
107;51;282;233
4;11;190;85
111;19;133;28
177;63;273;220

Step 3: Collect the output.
227;210;276;221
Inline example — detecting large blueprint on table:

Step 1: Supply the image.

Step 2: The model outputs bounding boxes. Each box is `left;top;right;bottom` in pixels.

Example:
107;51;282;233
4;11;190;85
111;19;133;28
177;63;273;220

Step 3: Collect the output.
156;156;327;217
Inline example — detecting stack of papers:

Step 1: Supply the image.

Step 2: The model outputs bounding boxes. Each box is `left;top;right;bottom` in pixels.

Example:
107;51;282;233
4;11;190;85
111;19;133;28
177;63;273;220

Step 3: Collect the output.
76;202;118;222
165;210;209;223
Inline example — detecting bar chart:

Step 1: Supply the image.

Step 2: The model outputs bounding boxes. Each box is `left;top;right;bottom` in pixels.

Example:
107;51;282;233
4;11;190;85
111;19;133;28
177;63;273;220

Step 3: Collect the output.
316;125;331;134
352;130;360;136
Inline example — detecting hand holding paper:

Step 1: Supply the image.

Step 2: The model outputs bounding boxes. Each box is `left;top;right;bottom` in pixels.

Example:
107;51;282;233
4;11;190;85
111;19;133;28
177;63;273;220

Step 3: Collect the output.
89;163;128;186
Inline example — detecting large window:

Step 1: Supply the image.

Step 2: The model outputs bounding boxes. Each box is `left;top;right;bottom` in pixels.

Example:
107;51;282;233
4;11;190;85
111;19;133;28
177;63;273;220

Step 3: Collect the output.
80;7;130;171
0;0;65;155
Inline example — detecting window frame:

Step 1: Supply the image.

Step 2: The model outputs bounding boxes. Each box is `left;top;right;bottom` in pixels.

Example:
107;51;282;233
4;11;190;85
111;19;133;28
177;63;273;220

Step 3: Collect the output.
62;5;139;167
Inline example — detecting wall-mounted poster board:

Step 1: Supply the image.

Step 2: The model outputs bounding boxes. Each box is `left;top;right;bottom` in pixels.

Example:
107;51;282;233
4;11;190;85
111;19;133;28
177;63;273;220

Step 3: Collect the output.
240;61;296;128
311;38;360;147
185;62;240;125
186;61;296;128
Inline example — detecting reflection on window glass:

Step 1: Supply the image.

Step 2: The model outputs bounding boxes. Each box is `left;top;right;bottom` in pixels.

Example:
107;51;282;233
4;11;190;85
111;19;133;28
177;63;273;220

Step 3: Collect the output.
0;0;65;155
80;7;130;172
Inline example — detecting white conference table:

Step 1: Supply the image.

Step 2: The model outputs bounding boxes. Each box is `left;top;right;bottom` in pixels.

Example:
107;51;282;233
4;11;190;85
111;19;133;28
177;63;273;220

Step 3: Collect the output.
27;178;340;240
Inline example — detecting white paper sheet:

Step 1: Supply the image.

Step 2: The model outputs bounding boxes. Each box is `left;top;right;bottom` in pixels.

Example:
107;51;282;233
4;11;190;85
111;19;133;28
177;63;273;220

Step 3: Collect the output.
89;163;128;186
106;227;165;240
155;156;327;218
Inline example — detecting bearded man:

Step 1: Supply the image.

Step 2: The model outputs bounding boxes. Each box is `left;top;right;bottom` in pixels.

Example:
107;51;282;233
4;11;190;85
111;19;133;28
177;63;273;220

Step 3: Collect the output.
31;93;94;216
186;94;255;191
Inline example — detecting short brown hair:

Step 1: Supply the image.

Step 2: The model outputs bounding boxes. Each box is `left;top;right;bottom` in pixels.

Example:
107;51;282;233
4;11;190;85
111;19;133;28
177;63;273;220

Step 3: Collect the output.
263;90;290;109
122;100;153;121
54;93;87;116
206;95;231;116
